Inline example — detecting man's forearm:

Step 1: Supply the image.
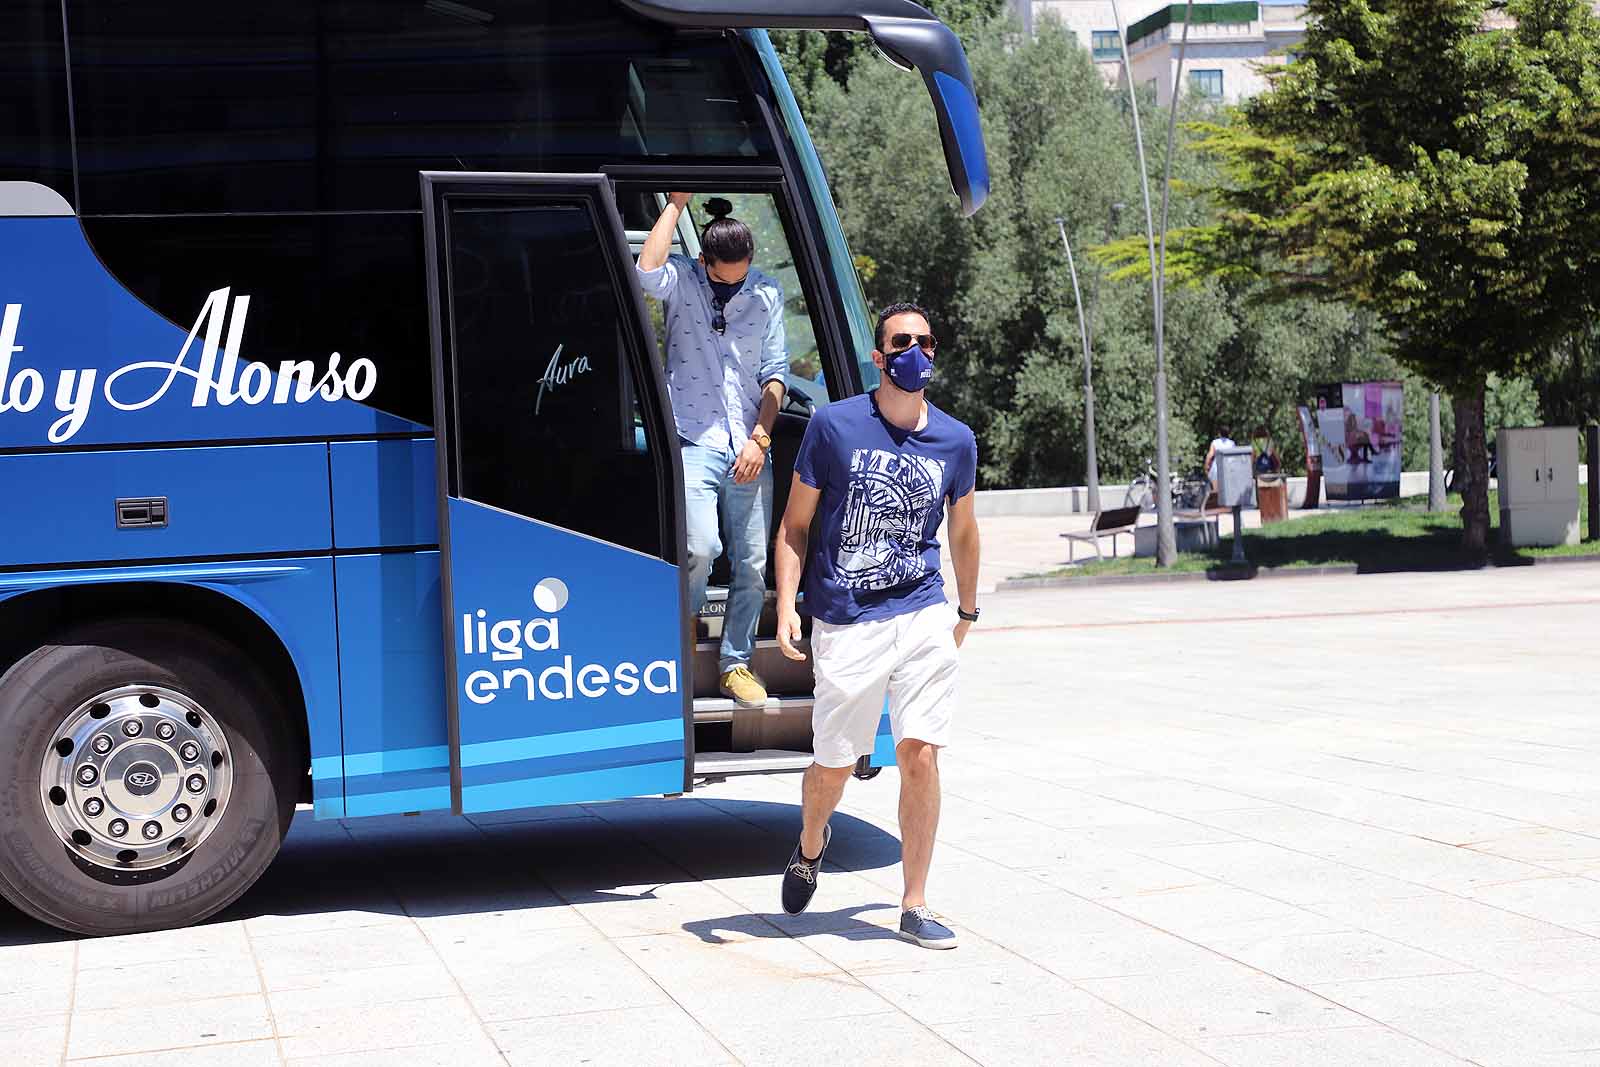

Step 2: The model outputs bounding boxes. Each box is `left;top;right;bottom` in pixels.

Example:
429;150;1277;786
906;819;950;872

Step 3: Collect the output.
756;380;784;437
638;203;682;272
775;522;807;612
951;527;980;611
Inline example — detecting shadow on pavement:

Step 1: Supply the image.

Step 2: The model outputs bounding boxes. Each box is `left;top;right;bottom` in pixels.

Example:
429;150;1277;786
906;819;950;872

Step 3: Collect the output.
0;797;902;944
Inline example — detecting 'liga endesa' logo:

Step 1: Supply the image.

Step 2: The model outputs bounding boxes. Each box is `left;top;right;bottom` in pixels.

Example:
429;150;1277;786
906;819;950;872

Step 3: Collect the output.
460;578;679;706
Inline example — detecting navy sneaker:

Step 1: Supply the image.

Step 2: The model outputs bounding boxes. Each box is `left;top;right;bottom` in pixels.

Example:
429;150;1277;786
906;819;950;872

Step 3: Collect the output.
899;906;958;949
781;824;831;915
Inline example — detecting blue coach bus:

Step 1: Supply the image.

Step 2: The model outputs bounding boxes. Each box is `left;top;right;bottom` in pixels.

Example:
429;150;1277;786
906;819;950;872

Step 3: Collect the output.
0;1;988;934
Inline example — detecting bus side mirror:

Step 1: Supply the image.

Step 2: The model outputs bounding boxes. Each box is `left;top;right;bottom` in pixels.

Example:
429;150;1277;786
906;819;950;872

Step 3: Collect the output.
860;15;989;217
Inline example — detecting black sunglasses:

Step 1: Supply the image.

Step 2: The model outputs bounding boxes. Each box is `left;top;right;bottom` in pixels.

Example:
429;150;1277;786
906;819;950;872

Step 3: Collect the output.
711;298;727;335
889;332;938;353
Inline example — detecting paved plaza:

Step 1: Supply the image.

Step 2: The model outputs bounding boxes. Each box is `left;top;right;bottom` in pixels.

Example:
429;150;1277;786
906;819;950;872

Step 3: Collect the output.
6;564;1600;1065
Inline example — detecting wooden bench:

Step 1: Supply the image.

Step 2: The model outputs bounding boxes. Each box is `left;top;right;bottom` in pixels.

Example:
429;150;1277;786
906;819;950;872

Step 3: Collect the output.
1060;505;1143;563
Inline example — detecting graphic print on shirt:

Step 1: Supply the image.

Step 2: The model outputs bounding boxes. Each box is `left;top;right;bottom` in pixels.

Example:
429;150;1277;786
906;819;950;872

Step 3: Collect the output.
836;448;947;590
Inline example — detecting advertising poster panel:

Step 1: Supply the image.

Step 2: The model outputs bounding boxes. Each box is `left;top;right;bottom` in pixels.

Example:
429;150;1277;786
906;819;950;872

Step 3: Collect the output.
1312;382;1403;500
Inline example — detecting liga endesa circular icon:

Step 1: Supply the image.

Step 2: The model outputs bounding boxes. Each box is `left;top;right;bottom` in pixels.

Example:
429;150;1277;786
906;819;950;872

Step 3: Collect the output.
532;578;570;613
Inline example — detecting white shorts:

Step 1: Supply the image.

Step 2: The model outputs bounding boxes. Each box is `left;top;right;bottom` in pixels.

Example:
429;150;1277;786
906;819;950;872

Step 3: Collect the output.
810;600;960;769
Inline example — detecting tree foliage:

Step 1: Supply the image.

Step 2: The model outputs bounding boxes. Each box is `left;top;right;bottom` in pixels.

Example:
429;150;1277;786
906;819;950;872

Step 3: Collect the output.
784;11;1417;489
1098;0;1600;549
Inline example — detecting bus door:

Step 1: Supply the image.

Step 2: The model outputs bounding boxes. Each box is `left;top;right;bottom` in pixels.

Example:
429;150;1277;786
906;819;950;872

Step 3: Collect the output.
421;173;691;815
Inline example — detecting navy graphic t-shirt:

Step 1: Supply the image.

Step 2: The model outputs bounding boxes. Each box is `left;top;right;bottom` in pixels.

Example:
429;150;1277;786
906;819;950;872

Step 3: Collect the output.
794;391;978;625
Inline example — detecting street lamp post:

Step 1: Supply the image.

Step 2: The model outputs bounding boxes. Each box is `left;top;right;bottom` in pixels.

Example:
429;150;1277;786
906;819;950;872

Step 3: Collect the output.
1109;0;1182;565
1056;217;1101;514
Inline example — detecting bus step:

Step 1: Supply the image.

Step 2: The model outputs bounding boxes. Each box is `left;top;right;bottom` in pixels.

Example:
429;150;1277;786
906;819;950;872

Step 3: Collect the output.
692;639;813;698
691;693;813;723
693;695;812;752
694;749;815;778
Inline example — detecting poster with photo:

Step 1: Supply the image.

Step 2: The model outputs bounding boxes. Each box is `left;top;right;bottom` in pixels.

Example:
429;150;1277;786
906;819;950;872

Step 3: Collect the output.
1311;381;1403;500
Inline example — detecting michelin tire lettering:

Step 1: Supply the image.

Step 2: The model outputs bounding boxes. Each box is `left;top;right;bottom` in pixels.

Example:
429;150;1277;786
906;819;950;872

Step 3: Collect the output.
0;287;378;444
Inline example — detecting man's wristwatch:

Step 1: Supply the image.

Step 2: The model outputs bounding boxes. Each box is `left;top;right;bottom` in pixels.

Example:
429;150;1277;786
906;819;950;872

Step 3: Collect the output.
752;429;772;452
956;606;980;622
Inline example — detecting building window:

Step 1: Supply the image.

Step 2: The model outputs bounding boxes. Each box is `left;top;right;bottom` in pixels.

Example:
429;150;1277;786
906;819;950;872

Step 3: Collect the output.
1190;69;1224;100
1091;30;1121;60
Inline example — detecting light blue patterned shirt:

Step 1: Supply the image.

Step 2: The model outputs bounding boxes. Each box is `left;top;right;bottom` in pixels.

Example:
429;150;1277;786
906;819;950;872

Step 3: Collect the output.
637;253;788;453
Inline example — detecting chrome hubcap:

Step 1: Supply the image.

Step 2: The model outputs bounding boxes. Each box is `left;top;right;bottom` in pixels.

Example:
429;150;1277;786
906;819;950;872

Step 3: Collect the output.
41;686;233;870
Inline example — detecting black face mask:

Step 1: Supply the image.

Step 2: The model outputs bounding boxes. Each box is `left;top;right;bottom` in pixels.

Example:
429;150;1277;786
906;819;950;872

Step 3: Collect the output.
707;278;742;304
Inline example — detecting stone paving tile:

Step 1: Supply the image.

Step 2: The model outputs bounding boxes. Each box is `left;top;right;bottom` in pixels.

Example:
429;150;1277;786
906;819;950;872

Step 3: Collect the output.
250;922;441;986
73;952;265;1010
857;961;1103;1026
1312;971;1600;1065
450;936;675;1022
73;1039;285;1067
3;1013;68;1064
1077;962;1368;1039
287;1036;505;1067
932;1007;1219;1066
1200;929;1469;985
490;1004;734;1067
266;960;464;1015
723;1011;973;1066
66;994;275;1060
1195;1026;1471;1066
272;994;485;1060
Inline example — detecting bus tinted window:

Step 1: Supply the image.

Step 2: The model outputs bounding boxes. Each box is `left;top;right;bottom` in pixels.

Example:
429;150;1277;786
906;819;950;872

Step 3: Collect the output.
68;1;774;215
0;1;73;208
445;202;663;557
82;214;433;426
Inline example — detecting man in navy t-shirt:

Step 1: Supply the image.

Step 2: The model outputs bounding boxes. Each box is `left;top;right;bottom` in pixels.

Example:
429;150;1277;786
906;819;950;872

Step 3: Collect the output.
772;302;982;950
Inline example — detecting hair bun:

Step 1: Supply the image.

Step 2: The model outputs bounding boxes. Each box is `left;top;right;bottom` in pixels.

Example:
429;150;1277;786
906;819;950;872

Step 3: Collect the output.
704;197;734;220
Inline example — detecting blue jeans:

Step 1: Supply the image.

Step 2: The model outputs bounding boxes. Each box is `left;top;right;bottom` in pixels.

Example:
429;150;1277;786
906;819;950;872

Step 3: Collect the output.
681;440;772;673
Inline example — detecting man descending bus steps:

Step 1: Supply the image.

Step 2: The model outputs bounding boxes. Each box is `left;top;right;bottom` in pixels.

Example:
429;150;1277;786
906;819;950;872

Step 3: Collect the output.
774;302;981;950
637;193;788;709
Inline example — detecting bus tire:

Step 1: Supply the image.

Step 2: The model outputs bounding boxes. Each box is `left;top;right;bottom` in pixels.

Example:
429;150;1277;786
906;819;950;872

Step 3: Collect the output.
0;618;298;936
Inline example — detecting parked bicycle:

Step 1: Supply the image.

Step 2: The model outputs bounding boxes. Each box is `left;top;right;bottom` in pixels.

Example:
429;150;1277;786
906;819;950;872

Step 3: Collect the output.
1124;459;1210;513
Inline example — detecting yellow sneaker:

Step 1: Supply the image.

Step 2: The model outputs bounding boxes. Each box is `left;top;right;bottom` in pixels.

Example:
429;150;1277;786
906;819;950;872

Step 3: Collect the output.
719;666;768;709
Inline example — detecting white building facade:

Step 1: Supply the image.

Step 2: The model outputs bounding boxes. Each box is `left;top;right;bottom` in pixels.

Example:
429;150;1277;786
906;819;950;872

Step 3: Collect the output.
1012;0;1309;105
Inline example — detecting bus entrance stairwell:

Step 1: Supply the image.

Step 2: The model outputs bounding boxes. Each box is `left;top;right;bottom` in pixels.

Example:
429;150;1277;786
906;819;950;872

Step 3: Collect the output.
615;179;836;779
422;173;694;814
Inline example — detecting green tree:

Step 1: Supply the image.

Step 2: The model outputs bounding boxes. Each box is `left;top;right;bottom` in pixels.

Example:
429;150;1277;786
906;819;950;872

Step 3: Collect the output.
1104;0;1600;551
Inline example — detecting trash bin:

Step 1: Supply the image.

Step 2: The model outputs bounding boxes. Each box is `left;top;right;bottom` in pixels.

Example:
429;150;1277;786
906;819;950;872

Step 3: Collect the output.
1256;473;1288;524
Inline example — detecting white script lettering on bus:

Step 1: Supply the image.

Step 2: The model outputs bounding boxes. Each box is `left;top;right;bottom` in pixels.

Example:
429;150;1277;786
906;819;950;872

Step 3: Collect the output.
534;343;592;415
0;288;378;444
459;590;678;706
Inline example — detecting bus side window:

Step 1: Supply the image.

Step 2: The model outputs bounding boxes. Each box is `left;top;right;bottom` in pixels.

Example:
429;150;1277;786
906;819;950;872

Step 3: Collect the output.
445;202;663;557
0;1;74;207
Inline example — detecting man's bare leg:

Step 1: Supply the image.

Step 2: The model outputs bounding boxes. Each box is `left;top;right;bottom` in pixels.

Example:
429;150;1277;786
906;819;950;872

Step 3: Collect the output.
896;739;941;910
800;762;853;859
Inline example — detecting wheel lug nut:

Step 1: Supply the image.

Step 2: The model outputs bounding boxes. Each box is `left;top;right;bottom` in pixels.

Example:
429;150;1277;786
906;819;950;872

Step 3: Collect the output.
185;774;206;794
84;797;104;817
180;742;200;762
76;764;99;786
92;735;114;754
121;719;143;738
172;804;191;823
107;818;128;838
156;722;176;740
142;821;162;840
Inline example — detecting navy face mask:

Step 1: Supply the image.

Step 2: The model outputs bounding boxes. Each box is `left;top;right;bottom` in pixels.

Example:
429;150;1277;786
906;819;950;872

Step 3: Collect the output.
707;278;743;304
883;343;934;393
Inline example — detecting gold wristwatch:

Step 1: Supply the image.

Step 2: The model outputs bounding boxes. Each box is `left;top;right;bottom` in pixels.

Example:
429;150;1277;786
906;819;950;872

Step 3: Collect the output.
752;428;772;452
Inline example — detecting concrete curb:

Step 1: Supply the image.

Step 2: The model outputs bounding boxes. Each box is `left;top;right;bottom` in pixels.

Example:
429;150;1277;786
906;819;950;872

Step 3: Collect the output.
996;551;1600;591
997;564;1360;591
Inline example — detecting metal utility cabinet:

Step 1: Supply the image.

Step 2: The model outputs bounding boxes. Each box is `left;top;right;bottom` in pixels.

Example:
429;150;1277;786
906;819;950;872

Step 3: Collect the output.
1497;427;1580;547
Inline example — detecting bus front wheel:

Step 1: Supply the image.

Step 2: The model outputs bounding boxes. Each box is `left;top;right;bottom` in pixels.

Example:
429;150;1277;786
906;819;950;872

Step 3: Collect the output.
0;619;298;936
